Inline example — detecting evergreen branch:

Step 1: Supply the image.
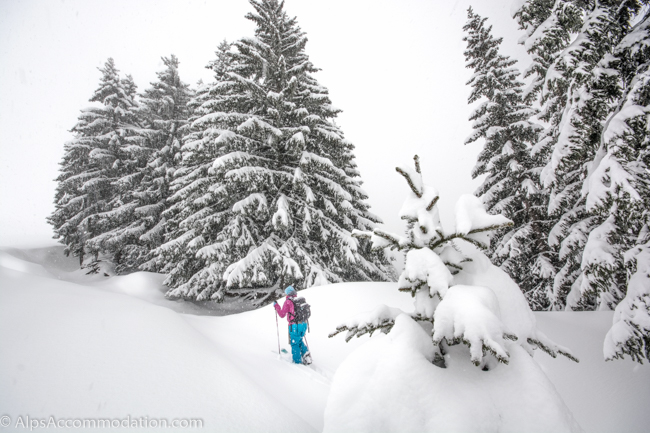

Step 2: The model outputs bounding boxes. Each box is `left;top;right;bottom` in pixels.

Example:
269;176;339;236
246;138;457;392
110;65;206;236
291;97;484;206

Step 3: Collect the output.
327;326;348;339
467;221;514;234
429;221;514;250
400;215;418;223
558;349;580;363
444;262;463;271
457;235;490;251
435;336;511;366
396;167;422;198
329;312;433;342
527;337;558;358
350;229;372;240
328;319;396;342
411;313;434;323
399;278;427;297
426;195;439;211
527;338;580;363
371;229;406;250
481;342;511;366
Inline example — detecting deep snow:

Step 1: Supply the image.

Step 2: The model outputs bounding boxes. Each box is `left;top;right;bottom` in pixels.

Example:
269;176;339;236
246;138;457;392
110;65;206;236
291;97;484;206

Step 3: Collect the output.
1;246;649;432
324;315;581;433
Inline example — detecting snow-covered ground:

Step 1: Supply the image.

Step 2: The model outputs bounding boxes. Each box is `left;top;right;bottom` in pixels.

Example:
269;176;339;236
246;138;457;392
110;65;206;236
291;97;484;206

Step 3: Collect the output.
1;245;648;432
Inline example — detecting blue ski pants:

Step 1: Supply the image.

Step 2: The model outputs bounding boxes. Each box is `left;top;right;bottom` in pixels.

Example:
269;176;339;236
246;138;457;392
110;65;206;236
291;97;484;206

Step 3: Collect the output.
289;322;308;364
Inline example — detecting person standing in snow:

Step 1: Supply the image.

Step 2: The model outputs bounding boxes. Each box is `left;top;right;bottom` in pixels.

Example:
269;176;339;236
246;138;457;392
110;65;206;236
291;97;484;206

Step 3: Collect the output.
274;286;311;365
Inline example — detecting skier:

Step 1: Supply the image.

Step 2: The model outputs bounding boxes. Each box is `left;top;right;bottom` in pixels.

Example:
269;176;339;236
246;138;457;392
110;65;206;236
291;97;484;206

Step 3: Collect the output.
274;286;311;364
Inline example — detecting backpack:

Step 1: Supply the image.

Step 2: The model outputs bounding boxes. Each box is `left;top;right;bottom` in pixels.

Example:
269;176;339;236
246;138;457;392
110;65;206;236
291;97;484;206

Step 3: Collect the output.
291;297;311;323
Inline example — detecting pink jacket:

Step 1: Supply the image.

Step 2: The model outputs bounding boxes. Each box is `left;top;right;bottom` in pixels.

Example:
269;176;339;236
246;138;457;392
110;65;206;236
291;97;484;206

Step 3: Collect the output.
274;295;296;324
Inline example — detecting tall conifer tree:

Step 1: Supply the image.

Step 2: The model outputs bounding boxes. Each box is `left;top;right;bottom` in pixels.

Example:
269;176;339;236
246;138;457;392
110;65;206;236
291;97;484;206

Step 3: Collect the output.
514;0;584;309
157;1;393;303
49;58;144;270
514;0;650;363
514;0;649;309
88;55;193;273
149;42;235;297
588;11;650;363
463;8;552;309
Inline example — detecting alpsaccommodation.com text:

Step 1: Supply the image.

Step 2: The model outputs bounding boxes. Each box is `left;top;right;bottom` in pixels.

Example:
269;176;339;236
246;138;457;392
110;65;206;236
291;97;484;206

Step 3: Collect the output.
1;415;203;430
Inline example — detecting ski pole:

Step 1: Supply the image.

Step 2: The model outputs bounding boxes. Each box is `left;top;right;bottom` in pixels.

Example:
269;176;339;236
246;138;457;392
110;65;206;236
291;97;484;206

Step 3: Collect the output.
275;309;281;355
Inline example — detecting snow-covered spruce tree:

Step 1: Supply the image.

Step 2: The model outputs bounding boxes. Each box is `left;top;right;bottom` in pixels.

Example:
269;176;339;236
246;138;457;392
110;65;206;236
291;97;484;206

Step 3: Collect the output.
513;0;649;310
158;1;394;303
579;11;650;307
80;68;157;274
333;156;578;363
589;13;650;363
136;56;193;271
463;8;553;310
513;0;586;310
149;41;234;294
547;1;644;311
516;1;650;362
88;55;193;274
325;156;579;433
48;58;147;271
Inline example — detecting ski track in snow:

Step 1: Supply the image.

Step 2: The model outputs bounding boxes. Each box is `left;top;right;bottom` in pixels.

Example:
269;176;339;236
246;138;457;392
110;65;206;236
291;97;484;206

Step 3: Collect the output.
1;245;649;433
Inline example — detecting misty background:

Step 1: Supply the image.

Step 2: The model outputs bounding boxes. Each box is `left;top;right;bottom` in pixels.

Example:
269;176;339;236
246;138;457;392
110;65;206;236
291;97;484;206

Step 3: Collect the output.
0;0;530;247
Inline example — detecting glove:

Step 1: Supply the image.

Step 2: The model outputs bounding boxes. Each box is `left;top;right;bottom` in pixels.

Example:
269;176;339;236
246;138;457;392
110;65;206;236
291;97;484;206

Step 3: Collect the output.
273;301;278;306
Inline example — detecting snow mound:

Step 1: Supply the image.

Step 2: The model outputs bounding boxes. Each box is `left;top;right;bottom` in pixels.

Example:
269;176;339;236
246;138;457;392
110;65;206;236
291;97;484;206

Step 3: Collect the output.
0;250;53;278
324;314;582;433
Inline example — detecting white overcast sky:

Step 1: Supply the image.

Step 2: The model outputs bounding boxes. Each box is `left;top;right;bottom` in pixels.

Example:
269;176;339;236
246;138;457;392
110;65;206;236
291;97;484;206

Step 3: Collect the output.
0;0;529;247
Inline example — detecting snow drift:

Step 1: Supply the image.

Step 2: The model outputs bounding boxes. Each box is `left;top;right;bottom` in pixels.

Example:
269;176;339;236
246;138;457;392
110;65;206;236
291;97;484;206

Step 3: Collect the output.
0;246;649;433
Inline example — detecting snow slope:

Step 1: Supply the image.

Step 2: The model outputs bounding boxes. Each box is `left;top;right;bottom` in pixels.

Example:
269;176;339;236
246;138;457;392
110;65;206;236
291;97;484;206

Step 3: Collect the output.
534;312;650;433
0;252;313;432
1;246;648;432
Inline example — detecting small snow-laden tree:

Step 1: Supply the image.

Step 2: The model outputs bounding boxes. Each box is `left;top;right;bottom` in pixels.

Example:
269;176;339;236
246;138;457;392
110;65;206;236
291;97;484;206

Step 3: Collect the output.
324;156;580;433
159;1;394;304
90;55;193;274
463;8;553;310
333;155;578;366
48;58;147;271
